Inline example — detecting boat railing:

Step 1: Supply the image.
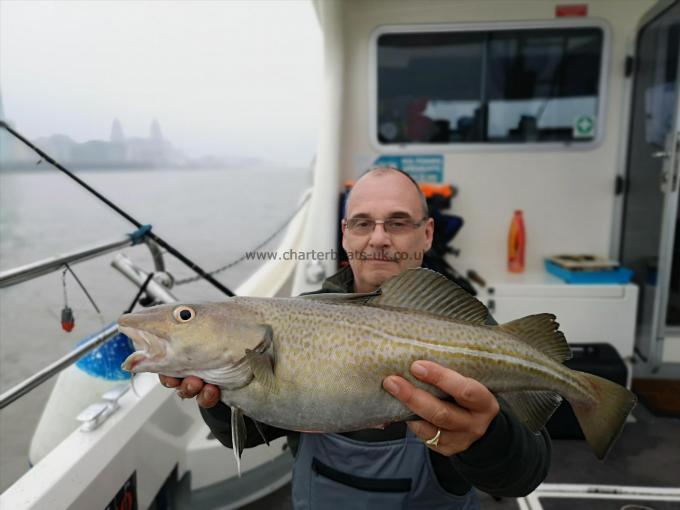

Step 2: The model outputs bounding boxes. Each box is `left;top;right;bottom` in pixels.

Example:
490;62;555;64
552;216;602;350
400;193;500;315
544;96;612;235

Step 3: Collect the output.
0;323;120;409
0;239;174;410
0;225;152;289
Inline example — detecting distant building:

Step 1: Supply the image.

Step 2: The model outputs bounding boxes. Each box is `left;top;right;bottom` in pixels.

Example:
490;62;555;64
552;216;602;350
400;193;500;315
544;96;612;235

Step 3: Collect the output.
122;119;186;167
2;117;188;169
33;134;77;162
110;119;125;143
0;112;256;170
150;118;162;142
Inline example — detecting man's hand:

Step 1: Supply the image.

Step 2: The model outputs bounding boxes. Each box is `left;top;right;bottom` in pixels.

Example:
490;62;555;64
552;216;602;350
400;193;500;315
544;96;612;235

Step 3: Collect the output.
158;375;221;408
382;360;500;457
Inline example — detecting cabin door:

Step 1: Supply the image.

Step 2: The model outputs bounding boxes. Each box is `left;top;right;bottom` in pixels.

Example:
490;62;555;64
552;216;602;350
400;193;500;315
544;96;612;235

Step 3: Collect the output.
620;1;680;372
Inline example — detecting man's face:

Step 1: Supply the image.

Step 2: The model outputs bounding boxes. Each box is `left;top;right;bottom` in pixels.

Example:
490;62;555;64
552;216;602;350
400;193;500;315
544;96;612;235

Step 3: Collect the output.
342;171;434;293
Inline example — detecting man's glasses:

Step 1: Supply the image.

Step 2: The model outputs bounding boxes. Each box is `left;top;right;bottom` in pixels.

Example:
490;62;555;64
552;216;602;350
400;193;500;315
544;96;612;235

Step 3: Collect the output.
344;217;428;236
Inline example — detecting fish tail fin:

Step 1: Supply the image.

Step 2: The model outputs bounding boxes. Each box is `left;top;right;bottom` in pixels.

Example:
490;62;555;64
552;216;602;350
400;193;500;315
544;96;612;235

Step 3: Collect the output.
499;315;636;458
570;371;637;459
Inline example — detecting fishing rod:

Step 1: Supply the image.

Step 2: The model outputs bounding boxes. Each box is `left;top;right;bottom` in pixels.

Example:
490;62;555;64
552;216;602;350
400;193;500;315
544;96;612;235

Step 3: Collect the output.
0;120;235;297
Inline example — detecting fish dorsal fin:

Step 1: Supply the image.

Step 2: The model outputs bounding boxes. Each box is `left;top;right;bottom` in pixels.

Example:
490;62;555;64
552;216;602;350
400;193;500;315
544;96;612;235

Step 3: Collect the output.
499;391;563;433
497;314;571;362
300;290;380;304
367;268;489;324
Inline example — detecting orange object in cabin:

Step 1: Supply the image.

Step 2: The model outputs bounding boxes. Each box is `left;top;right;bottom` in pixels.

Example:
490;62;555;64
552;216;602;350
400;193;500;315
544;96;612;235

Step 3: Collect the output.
508;210;526;273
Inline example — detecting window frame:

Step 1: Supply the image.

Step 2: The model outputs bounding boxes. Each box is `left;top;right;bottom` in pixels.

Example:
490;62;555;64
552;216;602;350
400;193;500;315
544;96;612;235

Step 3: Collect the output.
369;18;612;152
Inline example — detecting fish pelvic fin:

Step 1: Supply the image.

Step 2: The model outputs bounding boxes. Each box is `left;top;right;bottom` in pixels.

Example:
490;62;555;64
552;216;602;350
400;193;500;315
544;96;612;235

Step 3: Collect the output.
368;268;489;324
231;406;246;477
497;314;571;362
253;419;270;446
570;372;637;460
499;391;563;433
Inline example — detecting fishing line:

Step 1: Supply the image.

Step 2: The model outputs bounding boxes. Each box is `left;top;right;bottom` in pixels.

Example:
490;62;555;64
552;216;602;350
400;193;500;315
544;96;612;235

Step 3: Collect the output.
64;264;102;315
62;269;69;307
124;273;155;314
175;192;311;285
60;263;104;331
1;121;235;297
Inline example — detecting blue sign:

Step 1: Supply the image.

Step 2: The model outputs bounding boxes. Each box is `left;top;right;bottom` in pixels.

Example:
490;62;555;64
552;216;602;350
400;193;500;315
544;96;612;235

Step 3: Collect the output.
373;155;443;183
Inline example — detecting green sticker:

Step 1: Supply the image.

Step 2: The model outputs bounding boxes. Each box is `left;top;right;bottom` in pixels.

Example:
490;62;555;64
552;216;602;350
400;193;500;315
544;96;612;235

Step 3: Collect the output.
573;115;595;138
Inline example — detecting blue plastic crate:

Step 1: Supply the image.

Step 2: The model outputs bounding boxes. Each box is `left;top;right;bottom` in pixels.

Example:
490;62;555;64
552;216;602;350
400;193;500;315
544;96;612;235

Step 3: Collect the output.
545;260;633;284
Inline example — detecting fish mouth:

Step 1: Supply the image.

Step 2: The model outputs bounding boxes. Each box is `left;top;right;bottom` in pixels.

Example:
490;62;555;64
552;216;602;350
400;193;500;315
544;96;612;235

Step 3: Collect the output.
119;326;168;372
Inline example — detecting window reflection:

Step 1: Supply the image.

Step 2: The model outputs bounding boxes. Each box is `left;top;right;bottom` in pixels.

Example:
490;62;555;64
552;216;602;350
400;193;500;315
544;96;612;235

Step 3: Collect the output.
377;27;603;144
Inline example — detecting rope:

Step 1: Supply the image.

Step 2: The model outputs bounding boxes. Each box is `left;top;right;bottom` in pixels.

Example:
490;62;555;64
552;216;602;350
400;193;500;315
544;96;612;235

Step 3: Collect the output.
175;192;311;285
0;121;235;297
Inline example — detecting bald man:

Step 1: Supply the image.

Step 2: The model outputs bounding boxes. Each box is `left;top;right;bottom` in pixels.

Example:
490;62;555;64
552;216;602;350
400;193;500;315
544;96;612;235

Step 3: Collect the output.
161;167;550;509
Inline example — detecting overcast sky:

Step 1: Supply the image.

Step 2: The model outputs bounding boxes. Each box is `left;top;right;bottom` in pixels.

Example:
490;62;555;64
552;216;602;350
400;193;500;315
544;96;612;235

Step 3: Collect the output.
0;0;322;166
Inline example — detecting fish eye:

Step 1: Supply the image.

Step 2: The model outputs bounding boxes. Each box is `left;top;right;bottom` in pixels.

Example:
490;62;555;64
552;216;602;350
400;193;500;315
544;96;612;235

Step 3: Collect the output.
173;306;195;323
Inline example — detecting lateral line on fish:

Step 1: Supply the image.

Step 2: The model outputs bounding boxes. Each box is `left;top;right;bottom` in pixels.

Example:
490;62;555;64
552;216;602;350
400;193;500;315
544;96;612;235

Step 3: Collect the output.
278;315;541;376
386;335;587;395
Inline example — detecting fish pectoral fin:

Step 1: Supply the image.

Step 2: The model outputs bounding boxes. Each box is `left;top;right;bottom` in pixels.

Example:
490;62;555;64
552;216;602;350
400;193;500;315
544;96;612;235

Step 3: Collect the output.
245;349;277;393
497;314;571;362
498;391;563;433
231;406;246;477
367;268;490;324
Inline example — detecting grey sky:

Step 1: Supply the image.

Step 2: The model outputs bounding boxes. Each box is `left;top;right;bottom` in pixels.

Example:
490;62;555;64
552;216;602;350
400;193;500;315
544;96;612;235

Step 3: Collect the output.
0;0;322;166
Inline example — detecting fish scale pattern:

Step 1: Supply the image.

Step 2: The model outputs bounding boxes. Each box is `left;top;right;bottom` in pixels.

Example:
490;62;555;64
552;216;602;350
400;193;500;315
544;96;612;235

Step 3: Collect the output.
232;295;589;432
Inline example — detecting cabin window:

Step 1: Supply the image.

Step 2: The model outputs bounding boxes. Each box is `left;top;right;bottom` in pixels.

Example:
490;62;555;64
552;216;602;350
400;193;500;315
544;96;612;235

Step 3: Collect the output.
377;27;603;145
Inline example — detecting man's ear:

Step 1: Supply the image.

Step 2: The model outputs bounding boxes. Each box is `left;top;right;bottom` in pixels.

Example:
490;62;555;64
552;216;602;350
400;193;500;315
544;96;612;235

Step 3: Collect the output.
424;217;434;251
341;220;349;252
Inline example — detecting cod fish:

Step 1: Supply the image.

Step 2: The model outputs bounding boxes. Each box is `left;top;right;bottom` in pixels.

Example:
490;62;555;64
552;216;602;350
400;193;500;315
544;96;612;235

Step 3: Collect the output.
119;268;636;475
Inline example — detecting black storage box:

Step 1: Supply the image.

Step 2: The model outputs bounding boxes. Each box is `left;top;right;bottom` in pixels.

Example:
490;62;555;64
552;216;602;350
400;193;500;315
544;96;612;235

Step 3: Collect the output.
546;343;628;439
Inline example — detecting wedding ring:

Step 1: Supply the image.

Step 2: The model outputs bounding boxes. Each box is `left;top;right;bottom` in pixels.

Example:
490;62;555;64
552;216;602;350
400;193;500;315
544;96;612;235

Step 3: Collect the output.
425;428;441;447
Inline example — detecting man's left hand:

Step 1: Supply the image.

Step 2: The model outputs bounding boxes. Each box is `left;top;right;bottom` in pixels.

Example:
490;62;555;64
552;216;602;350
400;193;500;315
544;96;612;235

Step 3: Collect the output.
383;360;500;457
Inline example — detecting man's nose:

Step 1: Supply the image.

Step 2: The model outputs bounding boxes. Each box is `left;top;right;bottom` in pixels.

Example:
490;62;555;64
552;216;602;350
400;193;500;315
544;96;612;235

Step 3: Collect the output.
368;223;391;246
